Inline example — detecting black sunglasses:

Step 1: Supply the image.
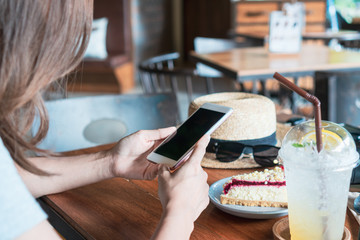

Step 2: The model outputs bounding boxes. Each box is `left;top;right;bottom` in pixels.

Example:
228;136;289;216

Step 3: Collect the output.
209;141;280;167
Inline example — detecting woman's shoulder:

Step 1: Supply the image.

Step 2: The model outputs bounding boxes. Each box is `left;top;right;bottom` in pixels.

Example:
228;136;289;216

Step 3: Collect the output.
0;136;31;195
0;137;17;172
0;137;47;239
0;137;14;164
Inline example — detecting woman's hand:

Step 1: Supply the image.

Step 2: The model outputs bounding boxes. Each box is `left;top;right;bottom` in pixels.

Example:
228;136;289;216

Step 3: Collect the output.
152;135;210;239
108;127;176;180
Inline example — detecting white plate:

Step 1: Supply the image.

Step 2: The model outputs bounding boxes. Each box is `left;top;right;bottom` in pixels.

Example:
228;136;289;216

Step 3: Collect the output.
209;177;288;219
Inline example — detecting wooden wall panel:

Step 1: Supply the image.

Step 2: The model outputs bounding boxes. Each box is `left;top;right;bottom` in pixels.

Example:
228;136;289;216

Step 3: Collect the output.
183;0;231;59
132;0;174;64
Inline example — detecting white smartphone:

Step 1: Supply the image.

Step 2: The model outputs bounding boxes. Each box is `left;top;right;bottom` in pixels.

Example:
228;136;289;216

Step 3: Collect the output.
147;102;233;171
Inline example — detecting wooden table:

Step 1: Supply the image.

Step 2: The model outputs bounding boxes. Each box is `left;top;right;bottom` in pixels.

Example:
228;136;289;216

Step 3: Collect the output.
190;44;360;121
39;144;360;240
302;31;360;44
232;31;360;46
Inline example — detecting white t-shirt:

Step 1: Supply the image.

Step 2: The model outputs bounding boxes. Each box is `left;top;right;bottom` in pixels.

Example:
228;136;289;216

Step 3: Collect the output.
0;138;47;239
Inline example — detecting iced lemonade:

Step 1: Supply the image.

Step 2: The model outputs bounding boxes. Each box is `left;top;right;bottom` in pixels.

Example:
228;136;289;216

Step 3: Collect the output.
279;120;359;240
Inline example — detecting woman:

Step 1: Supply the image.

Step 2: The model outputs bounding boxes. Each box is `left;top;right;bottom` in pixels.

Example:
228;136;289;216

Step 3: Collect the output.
0;1;210;239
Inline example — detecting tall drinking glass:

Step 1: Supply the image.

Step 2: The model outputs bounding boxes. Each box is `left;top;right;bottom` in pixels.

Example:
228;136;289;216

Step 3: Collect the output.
279;120;359;239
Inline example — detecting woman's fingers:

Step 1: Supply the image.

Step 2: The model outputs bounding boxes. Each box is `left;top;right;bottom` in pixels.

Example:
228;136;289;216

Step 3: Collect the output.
140;127;176;142
186;134;210;167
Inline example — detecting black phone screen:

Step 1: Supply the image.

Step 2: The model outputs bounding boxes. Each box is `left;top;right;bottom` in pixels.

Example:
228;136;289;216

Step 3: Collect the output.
154;108;226;160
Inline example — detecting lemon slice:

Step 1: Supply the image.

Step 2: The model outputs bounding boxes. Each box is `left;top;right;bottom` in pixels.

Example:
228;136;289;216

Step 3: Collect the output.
300;129;342;150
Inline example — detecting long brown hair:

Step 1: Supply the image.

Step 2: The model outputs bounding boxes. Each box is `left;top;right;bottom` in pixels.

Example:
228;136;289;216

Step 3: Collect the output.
0;0;93;175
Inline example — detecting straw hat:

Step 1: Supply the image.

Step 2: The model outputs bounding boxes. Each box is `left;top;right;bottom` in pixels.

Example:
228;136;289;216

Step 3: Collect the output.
189;92;291;169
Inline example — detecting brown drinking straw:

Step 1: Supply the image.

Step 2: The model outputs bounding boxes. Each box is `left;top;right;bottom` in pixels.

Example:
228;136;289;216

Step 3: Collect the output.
273;72;323;152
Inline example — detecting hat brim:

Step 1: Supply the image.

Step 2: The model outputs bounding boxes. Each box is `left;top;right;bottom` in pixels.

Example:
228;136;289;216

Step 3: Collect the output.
201;123;292;169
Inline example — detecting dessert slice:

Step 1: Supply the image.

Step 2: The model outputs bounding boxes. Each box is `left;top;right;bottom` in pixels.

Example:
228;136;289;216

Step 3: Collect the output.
220;167;287;207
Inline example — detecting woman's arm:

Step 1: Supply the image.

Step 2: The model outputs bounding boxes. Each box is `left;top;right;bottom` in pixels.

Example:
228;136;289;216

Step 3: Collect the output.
152;135;210;240
16;220;62;240
16;151;113;198
18;127;176;198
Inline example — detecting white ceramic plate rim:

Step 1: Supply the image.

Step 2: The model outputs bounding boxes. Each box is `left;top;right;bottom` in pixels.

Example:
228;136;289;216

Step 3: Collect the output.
209;177;288;219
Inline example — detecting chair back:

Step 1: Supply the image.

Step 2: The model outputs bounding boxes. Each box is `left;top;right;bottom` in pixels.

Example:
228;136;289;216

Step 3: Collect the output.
32;93;179;152
138;52;195;105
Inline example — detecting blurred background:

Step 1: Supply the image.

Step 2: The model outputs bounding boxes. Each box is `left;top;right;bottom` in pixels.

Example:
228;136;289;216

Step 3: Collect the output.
43;0;360;151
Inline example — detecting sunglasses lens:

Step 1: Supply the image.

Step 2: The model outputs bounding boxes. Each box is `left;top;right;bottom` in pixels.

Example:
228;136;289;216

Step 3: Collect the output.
216;153;240;162
215;142;245;162
253;145;279;167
